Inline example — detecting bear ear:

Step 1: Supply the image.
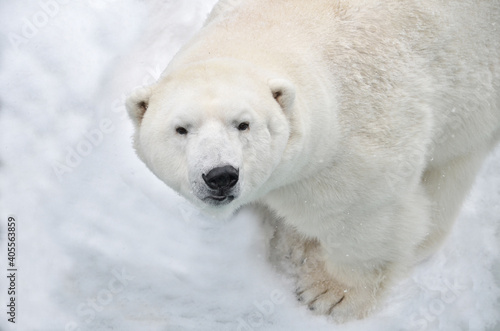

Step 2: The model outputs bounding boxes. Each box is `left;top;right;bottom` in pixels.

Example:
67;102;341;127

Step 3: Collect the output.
269;78;296;113
126;86;154;127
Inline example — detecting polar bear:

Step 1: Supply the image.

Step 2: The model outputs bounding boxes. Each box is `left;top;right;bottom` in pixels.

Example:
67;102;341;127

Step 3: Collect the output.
126;0;500;322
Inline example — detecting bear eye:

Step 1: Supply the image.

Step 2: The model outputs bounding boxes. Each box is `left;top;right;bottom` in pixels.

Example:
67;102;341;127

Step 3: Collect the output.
176;127;188;135
237;122;250;131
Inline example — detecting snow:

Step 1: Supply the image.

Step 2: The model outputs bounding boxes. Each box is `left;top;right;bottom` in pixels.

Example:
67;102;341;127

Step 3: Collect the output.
0;1;499;330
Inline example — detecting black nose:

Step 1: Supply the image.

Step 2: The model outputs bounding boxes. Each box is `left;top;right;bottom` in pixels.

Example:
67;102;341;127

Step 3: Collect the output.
202;166;239;191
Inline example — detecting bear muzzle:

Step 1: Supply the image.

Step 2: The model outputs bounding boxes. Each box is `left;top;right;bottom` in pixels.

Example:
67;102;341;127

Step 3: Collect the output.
201;165;239;205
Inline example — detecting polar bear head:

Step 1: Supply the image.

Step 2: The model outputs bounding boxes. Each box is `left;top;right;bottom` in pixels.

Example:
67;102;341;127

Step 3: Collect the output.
126;59;296;217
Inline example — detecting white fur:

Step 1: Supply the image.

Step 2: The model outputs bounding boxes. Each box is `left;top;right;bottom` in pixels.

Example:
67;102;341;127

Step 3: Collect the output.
126;0;500;322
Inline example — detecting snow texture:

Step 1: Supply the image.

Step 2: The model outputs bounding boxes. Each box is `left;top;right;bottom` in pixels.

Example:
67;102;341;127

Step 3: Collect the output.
0;1;499;330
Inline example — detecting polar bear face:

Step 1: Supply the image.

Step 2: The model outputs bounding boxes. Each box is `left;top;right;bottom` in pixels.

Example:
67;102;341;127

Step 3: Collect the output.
127;60;295;216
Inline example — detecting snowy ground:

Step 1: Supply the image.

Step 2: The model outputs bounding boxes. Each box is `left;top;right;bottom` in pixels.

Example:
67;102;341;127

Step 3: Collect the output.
0;1;499;330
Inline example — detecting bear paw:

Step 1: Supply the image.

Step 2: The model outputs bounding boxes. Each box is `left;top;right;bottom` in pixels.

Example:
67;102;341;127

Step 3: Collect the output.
293;254;376;322
269;220;377;322
295;278;346;315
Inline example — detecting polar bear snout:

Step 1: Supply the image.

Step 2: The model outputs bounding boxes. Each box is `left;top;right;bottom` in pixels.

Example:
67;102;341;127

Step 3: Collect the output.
203;166;239;191
201;165;240;205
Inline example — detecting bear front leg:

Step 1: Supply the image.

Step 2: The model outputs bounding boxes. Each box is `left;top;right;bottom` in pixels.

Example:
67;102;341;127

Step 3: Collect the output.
269;218;394;322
